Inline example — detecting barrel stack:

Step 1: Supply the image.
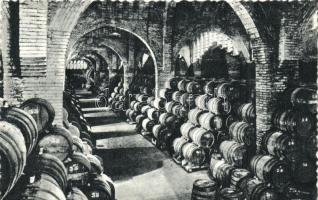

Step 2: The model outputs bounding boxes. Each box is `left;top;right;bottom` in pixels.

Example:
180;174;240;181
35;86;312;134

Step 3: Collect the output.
2;97;116;200
109;79;126;115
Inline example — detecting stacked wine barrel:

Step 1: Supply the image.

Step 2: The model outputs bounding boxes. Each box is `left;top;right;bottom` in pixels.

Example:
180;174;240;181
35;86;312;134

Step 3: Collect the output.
109;80;126;113
4;98;115;200
128;74;155;96
264;86;316;198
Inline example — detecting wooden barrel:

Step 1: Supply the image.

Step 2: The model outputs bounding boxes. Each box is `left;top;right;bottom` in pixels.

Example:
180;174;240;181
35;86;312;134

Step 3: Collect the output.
153;98;166;110
172;104;182;116
67;187;88;200
153;125;172;142
63;108;70;128
128;110;138;122
198;112;223;131
67;152;91;174
291;156;316;184
173;137;188;155
195;94;210;110
34;153;68;191
133;102;147;112
147;108;159;121
141;105;151;114
165;101;180;113
230;168;251;189
87;154;103;174
186;81;202;94
0;121;27;173
263;131;299;161
86;174;113;200
207;97;231;115
273;109;314;137
110;92;116;99
180;122;196;138
250;155;291;189
181;143;206;166
204;80;218;95
243;178;278;200
165;115;182;130
152;124;165;139
159;88;173;101
209;158;234;186
159;113;173;125
142;118;155;132
135;115;147;125
219;140;247;167
172;91;184;102
5;107;38;155
21;176;67;200
177;79;190;91
219;187;244;200
290;87;316;105
188;108;207;125
136;94;149;102
68;124;81;138
180;93;196;108
130;101;137;109
237;103;255;123
72;136;84;153
191;179;218;200
164;77;180;90
37;125;73;161
189;127;215;148
20;98;55;133
215;82;240;101
229;121;255;146
146;96;155;105
179;106;189;119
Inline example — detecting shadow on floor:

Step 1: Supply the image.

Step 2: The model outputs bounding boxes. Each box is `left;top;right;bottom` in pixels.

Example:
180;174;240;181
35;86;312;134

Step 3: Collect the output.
95;147;166;181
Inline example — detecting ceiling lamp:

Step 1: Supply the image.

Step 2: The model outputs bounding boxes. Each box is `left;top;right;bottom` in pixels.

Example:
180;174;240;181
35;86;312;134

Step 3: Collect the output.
109;32;121;37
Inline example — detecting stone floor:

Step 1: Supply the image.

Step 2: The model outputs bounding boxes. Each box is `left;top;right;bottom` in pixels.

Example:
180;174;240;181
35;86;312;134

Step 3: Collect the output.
82;100;209;200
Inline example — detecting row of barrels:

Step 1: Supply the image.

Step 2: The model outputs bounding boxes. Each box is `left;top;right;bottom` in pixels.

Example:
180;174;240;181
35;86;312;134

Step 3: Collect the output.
163;78;250;102
109;84;126;112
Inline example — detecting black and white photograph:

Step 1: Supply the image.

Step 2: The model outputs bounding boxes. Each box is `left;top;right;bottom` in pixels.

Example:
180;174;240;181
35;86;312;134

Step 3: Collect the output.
0;0;317;199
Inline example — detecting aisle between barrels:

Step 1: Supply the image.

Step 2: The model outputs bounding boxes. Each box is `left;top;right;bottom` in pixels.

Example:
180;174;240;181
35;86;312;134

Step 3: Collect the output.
90;111;208;200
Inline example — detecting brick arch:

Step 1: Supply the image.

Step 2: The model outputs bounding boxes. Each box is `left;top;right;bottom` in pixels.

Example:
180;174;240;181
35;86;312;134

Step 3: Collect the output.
68;24;160;97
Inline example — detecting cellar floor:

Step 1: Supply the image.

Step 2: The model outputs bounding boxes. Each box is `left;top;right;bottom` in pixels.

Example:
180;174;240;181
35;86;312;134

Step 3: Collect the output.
85;108;209;200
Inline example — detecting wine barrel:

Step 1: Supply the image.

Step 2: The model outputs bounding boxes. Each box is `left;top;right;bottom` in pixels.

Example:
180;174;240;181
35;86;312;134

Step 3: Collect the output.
219;140;247;167
219;188;244;200
229;121;255;146
147;108;159;121
290;87;316;105
133;102;147;112
209;158;234;186
67;152;91;174
153;98;166;110
173;137;188;155
136;94;149;102
180;93;196;109
20;98;55;133
152;124;165;139
34;153;68;191
135;114;147;125
186;81;202;94
198;112;223;131
146;96;155;105
188;108;207;125
37;125;73;161
159;88;173;101
128;110;138;122
86;175;113;200
68;124;81;138
165;101;180;113
164;77;180;90
159;113;173;125
244;178;278;200
141;105;151;114
230;168;251;189
172;104;182;117
203;80;218;95
72;136;84;153
4;107;38;155
63;108;70;129
250;155;291;189
110;92;116;99
189;127;215;148
21;176;66;200
172;91;184;102
207;97;231;115
181;143;206;166
166;115;182;130
177;79;190;91
67;187;89;200
180;122;196;138
191;179;218;200
215;83;240;101
153;125;172;142
195;94;210;110
130;101;137;109
142;118;155;132
273;109;314;137
291;156;316;184
237;103;255;123
87;154;103;174
263;131;299;161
